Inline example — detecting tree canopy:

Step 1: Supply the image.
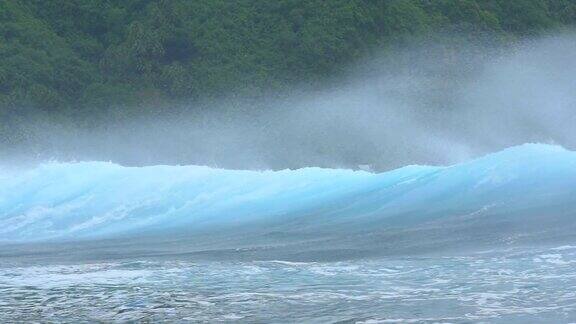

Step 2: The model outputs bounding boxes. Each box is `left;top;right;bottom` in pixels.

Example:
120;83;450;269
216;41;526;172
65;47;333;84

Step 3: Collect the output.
0;0;575;117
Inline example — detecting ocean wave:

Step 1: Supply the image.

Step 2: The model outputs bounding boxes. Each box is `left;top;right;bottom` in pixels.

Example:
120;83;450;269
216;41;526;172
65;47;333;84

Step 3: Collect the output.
1;143;575;254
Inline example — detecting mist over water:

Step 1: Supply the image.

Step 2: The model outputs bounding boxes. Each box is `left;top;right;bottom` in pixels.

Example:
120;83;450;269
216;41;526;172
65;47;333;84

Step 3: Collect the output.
2;31;576;257
3;33;576;171
2;32;576;323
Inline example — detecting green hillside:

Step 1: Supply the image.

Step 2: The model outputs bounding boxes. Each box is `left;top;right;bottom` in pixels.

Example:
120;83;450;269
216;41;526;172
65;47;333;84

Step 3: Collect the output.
1;0;575;117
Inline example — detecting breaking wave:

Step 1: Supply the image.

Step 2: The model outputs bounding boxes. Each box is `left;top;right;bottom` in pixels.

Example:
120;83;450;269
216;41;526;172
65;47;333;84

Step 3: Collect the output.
1;143;576;258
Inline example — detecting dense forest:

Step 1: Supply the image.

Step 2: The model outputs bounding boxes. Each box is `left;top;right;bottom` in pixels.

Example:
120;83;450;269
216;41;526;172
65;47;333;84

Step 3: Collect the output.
1;0;576;120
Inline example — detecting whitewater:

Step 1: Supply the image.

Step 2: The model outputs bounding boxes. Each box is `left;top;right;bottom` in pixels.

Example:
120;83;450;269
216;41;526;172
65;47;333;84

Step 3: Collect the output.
2;143;576;322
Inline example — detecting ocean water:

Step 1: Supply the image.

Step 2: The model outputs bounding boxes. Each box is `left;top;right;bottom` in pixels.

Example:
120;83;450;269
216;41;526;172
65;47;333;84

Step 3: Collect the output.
2;246;576;322
1;143;576;322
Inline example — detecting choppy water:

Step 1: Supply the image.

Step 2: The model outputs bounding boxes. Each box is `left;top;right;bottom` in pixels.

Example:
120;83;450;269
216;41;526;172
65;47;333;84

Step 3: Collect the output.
2;144;576;322
2;245;576;323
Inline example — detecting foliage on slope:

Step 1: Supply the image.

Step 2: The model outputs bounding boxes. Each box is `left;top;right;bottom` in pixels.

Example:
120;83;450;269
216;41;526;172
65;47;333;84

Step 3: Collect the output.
0;0;575;117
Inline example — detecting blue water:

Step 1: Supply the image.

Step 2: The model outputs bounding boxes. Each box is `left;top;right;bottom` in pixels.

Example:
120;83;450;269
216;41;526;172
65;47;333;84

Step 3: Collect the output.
2;246;576;322
1;143;575;244
1;143;576;322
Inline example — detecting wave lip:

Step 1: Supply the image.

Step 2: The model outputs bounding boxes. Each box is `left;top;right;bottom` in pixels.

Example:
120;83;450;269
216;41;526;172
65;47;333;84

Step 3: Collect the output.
1;143;575;244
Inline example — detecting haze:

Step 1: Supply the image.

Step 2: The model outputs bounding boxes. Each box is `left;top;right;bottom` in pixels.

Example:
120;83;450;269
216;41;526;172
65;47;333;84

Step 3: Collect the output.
3;32;575;171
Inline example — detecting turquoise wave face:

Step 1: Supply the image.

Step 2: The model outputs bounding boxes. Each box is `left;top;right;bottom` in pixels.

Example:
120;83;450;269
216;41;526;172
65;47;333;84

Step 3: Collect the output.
1;143;576;246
